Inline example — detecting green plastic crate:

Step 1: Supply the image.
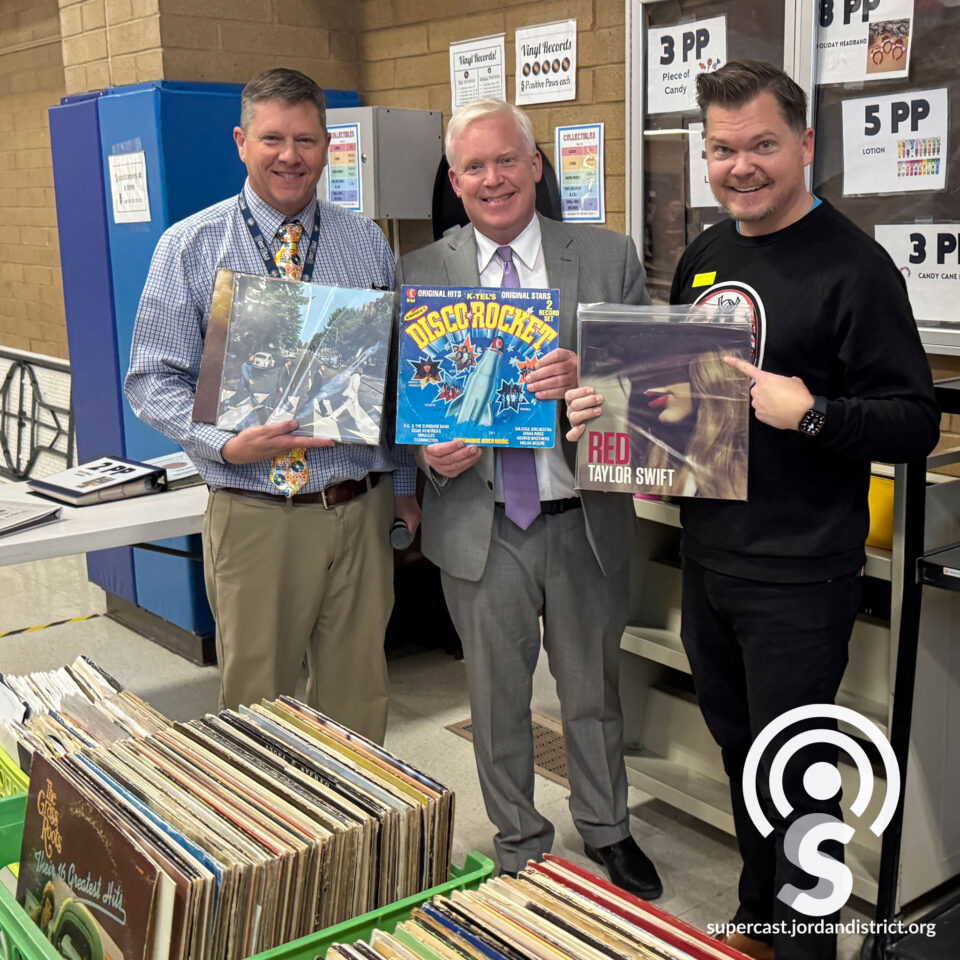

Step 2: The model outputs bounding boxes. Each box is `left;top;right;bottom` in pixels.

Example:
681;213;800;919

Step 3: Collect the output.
0;790;493;960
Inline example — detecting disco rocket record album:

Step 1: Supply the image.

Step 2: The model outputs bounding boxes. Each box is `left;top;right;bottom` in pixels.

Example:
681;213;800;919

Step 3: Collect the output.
193;269;395;445
396;285;561;447
576;302;752;500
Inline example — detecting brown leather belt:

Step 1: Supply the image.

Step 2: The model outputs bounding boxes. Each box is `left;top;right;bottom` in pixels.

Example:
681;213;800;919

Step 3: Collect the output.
217;472;381;508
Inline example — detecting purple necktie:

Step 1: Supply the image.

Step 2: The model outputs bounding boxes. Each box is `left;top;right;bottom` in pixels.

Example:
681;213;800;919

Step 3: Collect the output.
496;245;540;530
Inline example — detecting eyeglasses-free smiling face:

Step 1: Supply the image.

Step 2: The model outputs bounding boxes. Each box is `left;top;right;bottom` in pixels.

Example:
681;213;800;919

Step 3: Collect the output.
233;98;331;217
704;90;815;237
447;113;542;245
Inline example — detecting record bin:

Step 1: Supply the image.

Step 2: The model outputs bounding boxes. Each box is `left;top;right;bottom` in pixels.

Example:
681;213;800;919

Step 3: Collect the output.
0;791;494;960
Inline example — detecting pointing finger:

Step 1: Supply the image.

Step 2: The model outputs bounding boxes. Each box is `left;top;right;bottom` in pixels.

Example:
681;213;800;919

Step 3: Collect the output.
725;355;762;379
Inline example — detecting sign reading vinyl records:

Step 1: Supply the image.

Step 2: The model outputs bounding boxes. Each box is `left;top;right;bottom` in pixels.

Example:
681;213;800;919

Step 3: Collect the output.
515;20;576;105
875;223;960;323
647;16;726;114
449;34;506;112
842;87;947;195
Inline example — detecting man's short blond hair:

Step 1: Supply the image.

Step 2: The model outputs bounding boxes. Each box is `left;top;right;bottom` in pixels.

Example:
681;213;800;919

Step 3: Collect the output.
445;99;536;167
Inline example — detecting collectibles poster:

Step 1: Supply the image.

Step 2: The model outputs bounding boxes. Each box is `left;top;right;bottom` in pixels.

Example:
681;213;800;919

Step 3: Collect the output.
515;19;577;105
194;270;394;444
816;0;913;85
396;285;560;447
324;123;362;212
576;303;751;499
556;123;605;222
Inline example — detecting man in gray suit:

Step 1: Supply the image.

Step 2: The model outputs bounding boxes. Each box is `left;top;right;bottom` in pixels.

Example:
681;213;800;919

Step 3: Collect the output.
396;99;661;897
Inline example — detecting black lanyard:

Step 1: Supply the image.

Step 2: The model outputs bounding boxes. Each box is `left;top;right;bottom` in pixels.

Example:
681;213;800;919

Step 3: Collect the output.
238;193;321;283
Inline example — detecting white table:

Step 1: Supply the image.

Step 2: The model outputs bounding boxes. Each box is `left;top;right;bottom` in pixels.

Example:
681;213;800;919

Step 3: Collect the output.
0;482;207;567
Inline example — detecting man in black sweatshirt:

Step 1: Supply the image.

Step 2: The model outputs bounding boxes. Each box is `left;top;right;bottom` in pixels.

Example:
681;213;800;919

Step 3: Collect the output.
567;61;939;960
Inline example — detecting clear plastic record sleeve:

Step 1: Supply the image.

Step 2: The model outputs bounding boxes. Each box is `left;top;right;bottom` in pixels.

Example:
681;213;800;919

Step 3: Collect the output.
194;269;395;445
576;302;752;500
396;285;561;448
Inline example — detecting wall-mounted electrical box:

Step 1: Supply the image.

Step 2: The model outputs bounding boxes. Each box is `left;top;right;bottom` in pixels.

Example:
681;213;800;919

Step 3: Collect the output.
318;106;443;220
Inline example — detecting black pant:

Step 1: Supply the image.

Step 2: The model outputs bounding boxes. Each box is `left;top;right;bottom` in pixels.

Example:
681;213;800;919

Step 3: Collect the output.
681;558;862;960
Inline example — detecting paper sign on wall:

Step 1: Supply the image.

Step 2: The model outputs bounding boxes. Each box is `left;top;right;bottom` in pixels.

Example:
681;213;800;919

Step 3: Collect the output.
817;0;913;85
555;124;604;223
325;124;362;212
450;34;506;112
515;19;577;105
108;151;151;224
875;223;960;323
687;123;719;208
647;16;726;114
842;87;947;195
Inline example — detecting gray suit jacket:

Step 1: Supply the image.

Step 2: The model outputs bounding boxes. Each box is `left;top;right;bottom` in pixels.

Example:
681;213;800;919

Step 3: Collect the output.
396;215;650;582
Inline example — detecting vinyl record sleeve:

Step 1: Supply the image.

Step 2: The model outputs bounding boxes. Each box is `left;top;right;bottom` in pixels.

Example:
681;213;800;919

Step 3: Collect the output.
17;752;163;960
193;270;395;444
576;303;752;500
396;285;561;447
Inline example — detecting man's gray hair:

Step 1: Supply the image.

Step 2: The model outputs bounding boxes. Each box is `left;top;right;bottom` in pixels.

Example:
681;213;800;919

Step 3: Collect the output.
240;67;327;131
445;99;535;167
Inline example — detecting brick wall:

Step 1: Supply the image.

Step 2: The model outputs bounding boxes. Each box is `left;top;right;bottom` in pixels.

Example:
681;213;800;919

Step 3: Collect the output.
158;0;359;90
0;1;66;357
58;0;357;95
358;0;627;251
58;0;161;94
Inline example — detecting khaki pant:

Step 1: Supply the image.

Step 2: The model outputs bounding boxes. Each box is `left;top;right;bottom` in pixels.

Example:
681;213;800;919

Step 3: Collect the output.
202;477;394;743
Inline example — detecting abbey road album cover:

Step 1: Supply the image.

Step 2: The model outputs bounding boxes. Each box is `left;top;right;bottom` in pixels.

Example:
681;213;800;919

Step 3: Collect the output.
396;285;561;447
194;270;395;445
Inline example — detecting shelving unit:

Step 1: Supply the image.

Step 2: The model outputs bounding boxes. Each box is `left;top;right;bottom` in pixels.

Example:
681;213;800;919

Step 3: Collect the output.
619;471;960;910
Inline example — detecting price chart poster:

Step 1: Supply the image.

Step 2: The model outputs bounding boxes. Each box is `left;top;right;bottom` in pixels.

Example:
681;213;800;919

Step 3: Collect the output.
325;123;362;212
842;88;947;195
555;123;605;223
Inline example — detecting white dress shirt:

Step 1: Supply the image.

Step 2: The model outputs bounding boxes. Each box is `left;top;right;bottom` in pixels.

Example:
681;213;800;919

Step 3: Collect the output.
474;215;577;502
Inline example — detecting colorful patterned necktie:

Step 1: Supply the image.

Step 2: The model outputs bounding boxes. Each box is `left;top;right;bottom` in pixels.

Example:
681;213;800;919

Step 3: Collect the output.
268;222;309;497
496;245;540;530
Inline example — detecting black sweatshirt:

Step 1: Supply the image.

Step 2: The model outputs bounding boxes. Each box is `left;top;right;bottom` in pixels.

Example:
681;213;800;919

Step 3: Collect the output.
670;200;939;582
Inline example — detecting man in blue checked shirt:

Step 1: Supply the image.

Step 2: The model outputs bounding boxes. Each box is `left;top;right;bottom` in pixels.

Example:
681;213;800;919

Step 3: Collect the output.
125;68;419;744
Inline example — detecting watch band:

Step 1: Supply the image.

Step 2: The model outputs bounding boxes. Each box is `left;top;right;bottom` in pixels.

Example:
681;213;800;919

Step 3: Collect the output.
798;395;827;437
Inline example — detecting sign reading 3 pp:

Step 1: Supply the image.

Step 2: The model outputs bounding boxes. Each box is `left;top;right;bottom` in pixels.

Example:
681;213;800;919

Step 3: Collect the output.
842;87;947;195
646;16;726;114
876;223;960;323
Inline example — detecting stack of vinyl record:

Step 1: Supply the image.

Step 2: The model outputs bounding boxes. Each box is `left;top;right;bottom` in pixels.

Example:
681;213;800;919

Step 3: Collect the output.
0;656;169;766
328;854;744;960
11;673;454;960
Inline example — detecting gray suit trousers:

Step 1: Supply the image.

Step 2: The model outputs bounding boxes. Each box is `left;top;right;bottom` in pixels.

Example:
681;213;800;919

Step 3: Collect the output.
441;503;631;871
